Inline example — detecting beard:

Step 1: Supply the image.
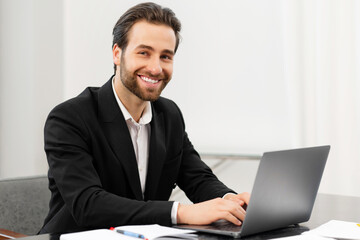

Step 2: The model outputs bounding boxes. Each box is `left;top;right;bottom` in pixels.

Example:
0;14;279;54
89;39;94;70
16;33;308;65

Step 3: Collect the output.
119;54;170;102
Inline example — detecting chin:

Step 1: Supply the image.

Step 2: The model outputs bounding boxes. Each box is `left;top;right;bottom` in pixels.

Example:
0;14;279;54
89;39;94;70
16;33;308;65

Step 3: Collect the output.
144;94;161;102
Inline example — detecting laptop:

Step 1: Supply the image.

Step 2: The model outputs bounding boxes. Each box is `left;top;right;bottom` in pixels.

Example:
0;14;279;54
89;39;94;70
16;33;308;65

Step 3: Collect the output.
176;145;330;238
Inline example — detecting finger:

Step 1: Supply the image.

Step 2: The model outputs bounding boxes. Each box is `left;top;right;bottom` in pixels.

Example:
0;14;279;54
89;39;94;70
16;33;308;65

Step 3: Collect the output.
223;200;246;222
226;196;247;210
238;192;250;205
234;206;246;221
228;197;243;206
221;212;242;226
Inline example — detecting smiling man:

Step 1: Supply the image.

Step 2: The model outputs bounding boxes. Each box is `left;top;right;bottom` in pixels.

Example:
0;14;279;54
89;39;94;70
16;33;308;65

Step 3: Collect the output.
40;2;249;234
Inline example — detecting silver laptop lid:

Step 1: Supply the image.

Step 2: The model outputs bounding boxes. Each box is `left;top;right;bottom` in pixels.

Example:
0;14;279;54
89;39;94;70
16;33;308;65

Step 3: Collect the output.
241;145;330;237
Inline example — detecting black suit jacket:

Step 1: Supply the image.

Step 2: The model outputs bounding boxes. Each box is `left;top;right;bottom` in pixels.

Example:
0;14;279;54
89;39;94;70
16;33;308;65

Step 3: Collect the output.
40;77;234;234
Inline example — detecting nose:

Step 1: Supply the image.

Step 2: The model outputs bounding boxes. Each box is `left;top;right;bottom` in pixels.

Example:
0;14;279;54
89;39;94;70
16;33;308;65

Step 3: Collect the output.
147;57;162;76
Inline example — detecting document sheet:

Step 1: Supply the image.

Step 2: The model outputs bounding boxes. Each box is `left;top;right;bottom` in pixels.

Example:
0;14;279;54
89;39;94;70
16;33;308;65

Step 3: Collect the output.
270;220;360;240
60;224;197;240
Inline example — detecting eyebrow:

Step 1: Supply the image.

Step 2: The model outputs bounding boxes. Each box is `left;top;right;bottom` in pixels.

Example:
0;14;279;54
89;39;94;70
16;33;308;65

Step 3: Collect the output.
135;44;174;56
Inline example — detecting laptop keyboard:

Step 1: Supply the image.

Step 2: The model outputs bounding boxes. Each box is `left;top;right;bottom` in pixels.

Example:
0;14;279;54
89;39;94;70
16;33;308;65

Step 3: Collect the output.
207;220;243;232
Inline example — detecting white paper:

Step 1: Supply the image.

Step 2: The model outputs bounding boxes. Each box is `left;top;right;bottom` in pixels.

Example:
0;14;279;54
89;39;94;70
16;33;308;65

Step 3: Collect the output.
60;229;133;240
304;220;360;240
115;224;197;240
60;224;197;240
270;235;334;240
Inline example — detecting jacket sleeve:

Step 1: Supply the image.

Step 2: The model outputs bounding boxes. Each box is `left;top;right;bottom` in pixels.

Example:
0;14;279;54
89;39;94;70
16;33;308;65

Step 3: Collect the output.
44;102;173;230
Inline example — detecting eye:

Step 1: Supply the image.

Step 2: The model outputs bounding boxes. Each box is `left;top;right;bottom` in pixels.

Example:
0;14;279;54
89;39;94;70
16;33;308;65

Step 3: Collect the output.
138;51;148;56
161;55;172;60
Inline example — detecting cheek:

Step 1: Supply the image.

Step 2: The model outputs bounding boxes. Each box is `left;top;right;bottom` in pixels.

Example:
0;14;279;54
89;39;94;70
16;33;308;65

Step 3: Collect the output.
122;54;142;72
163;63;173;76
124;62;139;75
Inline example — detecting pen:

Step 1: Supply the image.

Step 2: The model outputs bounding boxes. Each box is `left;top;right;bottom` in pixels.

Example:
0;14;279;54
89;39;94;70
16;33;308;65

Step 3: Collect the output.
116;229;148;240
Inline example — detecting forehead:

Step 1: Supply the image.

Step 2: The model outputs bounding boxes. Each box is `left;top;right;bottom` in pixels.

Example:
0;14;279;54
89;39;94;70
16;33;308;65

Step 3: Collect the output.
126;20;176;52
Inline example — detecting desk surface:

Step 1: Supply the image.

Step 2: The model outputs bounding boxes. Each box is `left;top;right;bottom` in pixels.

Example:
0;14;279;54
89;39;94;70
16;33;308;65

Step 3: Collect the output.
16;193;360;240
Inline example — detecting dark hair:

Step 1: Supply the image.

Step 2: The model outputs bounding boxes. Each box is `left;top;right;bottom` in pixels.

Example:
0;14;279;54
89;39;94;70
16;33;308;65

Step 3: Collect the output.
112;2;181;73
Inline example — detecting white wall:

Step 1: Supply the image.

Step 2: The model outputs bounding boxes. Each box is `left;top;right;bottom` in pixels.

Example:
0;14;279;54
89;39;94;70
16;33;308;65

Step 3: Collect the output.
1;0;360;198
282;0;360;197
0;0;63;178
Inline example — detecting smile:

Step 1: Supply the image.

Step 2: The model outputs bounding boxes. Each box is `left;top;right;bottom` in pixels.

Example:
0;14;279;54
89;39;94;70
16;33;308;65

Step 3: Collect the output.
139;75;160;84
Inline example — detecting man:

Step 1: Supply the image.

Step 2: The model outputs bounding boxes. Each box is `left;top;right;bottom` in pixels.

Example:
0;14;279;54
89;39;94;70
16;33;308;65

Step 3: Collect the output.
40;2;249;234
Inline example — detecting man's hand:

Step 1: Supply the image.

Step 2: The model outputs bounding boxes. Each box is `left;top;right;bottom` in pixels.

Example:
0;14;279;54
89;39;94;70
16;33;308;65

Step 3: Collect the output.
223;192;250;209
177;192;250;226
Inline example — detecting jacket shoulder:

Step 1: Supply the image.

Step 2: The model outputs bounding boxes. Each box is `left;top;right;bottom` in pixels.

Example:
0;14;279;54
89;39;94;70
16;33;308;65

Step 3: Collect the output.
49;87;100;116
152;97;186;129
153;97;181;115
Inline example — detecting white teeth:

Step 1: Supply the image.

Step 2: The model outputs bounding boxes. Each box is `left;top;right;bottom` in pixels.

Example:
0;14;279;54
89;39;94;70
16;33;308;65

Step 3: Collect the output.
140;76;159;84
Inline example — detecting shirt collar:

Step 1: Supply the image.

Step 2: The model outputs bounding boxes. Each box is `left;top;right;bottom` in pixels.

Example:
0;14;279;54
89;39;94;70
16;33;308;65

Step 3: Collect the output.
112;77;152;125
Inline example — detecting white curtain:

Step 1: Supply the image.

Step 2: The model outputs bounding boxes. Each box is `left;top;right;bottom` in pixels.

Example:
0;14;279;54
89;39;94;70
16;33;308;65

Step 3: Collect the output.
283;0;360;196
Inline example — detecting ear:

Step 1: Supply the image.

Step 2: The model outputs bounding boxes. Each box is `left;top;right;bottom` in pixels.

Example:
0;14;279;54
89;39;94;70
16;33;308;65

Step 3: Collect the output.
112;44;122;66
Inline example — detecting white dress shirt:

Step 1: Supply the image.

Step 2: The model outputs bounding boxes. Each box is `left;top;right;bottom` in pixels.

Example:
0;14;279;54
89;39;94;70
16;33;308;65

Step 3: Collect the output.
112;79;179;224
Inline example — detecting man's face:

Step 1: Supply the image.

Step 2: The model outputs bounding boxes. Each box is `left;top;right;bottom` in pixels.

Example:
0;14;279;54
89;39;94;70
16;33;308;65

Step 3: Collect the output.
119;20;176;102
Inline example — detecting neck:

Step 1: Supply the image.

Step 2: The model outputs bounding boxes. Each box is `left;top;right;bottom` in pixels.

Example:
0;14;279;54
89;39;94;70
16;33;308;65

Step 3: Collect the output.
114;74;147;123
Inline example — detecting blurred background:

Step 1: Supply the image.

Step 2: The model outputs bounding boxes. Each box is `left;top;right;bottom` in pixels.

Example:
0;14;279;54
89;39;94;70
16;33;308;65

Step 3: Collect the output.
0;0;359;197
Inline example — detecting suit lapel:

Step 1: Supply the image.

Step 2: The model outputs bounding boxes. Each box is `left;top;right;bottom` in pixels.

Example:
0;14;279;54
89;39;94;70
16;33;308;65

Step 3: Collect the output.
144;106;166;200
98;78;143;200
